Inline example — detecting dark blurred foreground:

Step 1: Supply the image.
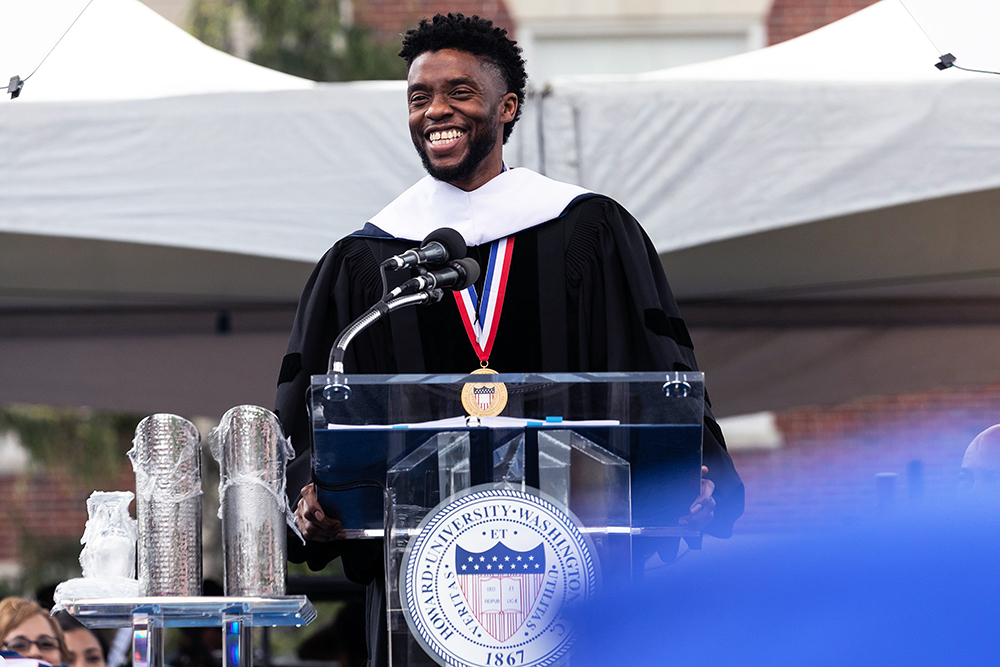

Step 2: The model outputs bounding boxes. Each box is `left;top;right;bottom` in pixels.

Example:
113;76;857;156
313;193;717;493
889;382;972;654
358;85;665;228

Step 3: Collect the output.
570;514;1000;666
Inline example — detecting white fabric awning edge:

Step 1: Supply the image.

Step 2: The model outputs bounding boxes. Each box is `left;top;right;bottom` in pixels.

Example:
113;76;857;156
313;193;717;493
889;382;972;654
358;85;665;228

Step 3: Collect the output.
0;0;314;103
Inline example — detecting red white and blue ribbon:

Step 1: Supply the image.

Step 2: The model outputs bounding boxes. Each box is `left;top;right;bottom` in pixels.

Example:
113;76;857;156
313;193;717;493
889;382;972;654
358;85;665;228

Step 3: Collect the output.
453;236;515;363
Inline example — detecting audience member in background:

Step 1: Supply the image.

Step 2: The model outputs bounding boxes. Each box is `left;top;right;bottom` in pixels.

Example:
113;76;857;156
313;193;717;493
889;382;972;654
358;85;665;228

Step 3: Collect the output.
54;612;107;667
0;598;69;666
959;424;1000;504
36;586;120;667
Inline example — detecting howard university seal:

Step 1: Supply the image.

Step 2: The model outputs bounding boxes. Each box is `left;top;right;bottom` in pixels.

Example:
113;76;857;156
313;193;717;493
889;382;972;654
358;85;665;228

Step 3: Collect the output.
401;486;598;667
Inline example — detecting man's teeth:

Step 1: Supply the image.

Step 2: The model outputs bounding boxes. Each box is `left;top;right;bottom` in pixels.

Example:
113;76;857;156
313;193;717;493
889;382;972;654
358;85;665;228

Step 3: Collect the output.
429;130;465;145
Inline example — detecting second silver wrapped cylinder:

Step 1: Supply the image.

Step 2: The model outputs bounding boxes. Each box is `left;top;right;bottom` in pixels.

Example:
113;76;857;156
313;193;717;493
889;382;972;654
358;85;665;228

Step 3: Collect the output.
129;414;203;596
211;405;295;597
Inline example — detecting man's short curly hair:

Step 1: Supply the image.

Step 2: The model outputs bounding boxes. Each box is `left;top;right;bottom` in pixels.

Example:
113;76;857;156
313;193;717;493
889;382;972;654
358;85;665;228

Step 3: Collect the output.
399;13;527;144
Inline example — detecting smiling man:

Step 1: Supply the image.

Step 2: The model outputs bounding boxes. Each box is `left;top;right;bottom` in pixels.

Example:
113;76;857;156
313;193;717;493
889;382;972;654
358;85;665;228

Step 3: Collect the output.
275;13;743;667
407;48;515;190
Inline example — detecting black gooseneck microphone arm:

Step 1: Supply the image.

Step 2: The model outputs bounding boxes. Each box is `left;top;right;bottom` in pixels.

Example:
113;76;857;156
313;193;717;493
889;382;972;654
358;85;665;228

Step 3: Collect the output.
328;255;481;374
327;289;444;375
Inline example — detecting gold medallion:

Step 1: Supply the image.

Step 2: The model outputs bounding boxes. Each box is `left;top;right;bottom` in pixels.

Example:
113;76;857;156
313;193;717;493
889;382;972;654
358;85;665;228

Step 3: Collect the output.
461;367;508;417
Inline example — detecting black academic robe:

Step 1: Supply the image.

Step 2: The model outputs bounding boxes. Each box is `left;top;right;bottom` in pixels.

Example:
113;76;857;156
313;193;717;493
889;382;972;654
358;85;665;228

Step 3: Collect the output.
274;194;745;666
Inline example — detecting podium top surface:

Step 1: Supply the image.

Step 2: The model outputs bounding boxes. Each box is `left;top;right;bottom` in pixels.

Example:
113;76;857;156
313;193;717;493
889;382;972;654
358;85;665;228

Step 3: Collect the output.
312;371;706;428
312;371;704;385
61;596;317;629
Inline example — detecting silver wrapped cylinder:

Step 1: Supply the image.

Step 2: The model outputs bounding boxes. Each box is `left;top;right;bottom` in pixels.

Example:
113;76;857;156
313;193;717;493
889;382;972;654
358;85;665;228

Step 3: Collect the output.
129;414;203;596
211;405;295;597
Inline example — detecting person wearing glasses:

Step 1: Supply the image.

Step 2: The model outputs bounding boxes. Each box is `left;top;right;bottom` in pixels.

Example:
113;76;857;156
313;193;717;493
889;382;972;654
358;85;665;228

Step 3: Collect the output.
0;597;69;666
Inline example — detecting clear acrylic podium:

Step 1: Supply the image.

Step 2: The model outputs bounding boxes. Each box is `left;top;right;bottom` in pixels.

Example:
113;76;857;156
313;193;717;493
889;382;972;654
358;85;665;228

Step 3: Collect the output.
311;371;706;667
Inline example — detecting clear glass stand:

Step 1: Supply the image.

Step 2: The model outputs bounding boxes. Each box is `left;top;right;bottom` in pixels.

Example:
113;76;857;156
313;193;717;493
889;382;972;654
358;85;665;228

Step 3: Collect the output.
62;596;317;667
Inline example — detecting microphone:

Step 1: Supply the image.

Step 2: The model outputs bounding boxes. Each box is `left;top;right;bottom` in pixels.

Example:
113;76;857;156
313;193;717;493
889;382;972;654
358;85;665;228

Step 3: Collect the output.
391;258;480;297
383;227;467;270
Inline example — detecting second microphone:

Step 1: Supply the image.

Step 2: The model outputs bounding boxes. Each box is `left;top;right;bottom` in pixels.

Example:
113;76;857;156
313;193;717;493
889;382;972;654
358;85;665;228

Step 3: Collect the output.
393;258;480;297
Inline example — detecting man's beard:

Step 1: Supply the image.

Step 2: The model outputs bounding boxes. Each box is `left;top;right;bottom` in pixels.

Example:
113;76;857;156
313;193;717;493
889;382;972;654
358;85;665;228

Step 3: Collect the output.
415;121;499;184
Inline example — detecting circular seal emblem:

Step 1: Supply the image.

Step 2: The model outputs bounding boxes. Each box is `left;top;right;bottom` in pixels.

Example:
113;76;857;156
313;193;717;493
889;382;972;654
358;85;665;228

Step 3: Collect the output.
401;486;598;667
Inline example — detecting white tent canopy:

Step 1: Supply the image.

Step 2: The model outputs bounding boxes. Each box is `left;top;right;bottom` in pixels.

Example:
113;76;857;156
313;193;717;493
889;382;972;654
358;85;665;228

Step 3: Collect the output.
4;0;999;274
2;85;421;265
1;0;420;273
540;0;1000;259
0;0;312;101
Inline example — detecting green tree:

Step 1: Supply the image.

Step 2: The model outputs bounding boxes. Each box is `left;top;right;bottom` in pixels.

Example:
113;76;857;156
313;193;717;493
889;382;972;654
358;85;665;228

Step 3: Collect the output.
190;0;237;53
0;405;140;487
189;0;405;81
336;24;408;81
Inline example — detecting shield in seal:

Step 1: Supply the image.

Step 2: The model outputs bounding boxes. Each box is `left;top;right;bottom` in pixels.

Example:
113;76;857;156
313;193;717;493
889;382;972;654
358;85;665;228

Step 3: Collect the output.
400;486;598;667
474;385;496;411
455;542;546;642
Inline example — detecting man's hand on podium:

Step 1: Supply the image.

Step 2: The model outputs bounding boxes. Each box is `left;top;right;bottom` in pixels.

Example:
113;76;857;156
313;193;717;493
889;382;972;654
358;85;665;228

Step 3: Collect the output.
295;482;347;541
678;466;716;532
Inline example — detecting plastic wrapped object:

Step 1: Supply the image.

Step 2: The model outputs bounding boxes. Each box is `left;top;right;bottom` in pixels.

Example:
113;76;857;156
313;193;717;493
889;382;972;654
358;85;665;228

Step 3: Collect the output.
128;414;203;596
209;405;301;597
81;491;137;578
53;491;140;608
53;577;140;607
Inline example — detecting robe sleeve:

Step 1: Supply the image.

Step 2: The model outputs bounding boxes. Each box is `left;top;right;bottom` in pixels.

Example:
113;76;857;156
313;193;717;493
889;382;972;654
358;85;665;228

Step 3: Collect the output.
565;198;745;538
274;238;388;575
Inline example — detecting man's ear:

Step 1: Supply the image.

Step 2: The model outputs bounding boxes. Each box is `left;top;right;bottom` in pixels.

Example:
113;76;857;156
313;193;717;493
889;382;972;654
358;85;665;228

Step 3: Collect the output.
500;92;518;124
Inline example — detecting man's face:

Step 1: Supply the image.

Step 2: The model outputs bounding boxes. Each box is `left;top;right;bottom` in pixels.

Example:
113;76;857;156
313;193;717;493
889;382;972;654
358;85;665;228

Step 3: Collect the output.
407;49;517;191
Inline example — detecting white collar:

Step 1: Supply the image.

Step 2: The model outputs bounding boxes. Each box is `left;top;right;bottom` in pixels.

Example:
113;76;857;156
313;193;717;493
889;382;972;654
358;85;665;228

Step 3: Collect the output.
368;167;592;245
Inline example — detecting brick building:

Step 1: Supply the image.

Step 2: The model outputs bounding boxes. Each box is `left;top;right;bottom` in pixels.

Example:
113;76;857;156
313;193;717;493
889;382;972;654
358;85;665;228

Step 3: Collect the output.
353;0;516;43
140;0;898;75
767;0;881;45
732;387;1000;535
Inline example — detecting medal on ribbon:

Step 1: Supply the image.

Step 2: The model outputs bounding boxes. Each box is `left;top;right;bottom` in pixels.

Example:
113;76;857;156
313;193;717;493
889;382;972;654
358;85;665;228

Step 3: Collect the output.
461;367;509;417
456;237;513;417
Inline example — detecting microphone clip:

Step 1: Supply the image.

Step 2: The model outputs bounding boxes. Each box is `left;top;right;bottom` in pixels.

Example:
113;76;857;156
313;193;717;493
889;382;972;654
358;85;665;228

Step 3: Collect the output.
935;53;956;71
7;75;23;99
